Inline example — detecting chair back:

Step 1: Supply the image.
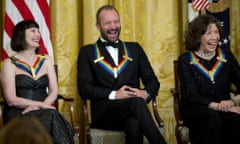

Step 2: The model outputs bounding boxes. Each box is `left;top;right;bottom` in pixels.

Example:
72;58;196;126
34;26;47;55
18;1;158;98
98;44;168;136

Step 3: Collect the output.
171;60;190;144
173;60;179;92
52;65;80;138
172;60;182;122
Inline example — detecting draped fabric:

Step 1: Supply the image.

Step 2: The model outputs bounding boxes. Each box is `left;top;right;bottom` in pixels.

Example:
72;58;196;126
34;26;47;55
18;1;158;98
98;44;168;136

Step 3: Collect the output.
1;0;240;143
230;0;240;62
2;0;53;61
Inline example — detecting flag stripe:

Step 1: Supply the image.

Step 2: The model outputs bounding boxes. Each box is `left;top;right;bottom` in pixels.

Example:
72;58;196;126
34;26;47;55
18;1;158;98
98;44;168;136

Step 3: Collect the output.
2;31;11;60
12;0;34;20
2;0;54;61
37;0;51;31
5;0;23;24
192;0;209;10
4;14;14;38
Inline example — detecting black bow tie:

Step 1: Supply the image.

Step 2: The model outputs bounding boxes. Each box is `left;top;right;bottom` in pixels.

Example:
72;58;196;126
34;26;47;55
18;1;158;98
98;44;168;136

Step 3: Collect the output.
103;41;119;48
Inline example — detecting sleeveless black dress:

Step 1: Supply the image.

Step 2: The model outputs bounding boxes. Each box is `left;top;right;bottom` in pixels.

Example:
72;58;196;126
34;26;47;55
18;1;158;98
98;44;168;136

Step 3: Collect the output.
3;74;74;144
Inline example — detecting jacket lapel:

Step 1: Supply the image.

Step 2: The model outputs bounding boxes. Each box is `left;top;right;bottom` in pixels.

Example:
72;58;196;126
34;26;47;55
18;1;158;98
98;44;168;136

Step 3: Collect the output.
95;39;131;79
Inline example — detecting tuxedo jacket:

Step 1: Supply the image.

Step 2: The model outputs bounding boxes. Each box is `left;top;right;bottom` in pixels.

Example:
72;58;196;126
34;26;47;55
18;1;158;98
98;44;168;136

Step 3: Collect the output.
77;39;160;121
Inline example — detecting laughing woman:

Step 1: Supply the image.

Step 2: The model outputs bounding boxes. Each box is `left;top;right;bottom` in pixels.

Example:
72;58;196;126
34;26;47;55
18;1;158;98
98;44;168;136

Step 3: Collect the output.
178;15;240;144
1;20;74;144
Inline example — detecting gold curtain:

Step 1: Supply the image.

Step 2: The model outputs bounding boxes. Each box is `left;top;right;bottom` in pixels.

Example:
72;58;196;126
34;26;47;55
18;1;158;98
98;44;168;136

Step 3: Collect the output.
230;0;240;62
1;0;240;144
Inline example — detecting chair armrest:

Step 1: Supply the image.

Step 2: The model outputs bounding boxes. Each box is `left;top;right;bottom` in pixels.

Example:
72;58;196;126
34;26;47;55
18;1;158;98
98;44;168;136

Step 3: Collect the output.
151;96;164;128
57;95;79;135
57;94;74;102
0;101;4;129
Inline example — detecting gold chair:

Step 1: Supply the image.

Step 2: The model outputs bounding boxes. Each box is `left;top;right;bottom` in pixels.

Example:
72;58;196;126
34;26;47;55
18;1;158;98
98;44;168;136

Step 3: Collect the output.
170;60;190;144
54;65;80;140
55;95;80;140
82;96;164;144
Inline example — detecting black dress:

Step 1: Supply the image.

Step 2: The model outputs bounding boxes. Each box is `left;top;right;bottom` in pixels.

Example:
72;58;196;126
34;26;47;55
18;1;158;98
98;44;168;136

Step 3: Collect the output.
3;74;74;144
178;47;240;144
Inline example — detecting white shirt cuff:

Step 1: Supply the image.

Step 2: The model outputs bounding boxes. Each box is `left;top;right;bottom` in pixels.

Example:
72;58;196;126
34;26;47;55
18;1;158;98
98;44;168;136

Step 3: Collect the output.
108;91;116;100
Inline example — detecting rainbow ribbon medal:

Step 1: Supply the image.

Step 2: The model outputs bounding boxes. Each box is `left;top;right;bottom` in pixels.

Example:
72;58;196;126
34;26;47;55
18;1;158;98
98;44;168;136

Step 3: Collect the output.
189;48;227;84
11;55;47;78
93;42;133;79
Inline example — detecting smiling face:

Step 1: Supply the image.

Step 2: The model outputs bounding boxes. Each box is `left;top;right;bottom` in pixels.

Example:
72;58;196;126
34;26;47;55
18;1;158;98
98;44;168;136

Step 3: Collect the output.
96;9;121;42
199;23;220;53
25;27;40;49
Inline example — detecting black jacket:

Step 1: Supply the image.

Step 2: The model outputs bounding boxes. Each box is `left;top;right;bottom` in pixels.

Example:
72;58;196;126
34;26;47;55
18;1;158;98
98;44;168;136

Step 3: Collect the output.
178;47;240;110
77;39;160;121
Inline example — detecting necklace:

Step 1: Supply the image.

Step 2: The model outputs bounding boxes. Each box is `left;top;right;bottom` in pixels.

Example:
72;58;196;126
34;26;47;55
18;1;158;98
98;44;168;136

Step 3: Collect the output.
195;51;216;58
190;48;227;84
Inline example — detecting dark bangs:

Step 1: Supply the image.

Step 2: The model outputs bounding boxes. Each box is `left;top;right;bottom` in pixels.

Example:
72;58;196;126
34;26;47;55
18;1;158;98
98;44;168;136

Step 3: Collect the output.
23;20;39;29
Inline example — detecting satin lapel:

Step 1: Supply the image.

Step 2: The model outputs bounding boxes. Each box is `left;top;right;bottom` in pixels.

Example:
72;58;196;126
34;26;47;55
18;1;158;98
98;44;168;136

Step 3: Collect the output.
94;40;132;79
118;41;124;64
96;40;116;66
117;41;126;81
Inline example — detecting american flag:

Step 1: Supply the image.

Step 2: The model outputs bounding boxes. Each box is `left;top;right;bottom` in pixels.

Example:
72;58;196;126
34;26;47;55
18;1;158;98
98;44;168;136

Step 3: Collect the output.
2;0;53;60
192;0;209;10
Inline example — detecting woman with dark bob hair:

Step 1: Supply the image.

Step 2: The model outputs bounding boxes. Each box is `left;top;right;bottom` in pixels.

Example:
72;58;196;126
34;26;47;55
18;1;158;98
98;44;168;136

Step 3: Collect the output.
178;15;240;144
1;20;74;144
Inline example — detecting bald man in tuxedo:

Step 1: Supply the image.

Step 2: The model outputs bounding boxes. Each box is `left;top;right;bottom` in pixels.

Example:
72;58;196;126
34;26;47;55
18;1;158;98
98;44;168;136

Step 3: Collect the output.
77;5;166;144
